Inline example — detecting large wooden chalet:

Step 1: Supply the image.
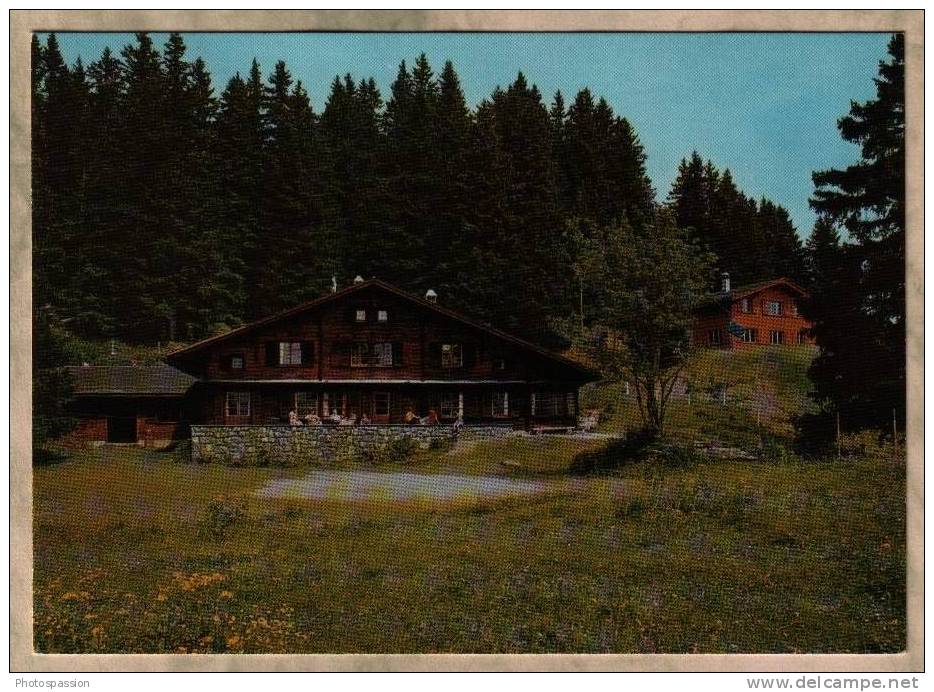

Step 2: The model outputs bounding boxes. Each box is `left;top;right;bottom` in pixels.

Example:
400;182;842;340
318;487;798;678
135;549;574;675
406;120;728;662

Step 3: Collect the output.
64;278;599;446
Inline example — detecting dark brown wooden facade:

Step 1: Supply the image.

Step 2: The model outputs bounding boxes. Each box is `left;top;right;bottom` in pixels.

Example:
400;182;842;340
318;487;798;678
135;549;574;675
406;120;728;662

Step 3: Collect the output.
167;279;598;428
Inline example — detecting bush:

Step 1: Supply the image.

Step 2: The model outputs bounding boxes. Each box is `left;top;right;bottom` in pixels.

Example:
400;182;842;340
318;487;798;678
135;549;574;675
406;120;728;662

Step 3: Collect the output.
202;496;245;539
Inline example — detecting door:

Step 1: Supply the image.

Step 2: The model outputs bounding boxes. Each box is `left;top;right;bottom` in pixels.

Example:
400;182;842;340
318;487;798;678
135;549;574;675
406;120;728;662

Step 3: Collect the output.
107;416;137;443
372;392;391;424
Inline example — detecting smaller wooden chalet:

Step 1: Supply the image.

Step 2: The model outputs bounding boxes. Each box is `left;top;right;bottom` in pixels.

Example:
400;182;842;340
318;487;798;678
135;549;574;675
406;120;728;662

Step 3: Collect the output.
692;275;815;349
62;364;196;446
167;278;598;429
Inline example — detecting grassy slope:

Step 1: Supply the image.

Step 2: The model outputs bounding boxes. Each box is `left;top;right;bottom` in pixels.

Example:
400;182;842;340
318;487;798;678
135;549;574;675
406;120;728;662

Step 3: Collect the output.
581;345;819;447
34;440;905;654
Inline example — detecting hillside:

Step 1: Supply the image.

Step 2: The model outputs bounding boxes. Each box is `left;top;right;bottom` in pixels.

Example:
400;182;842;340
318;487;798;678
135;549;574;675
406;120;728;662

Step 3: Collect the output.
581;345;818;447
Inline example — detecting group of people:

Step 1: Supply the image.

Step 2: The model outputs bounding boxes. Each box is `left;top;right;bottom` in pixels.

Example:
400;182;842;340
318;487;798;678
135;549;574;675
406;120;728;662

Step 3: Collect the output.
287;410;370;427
285;406;449;427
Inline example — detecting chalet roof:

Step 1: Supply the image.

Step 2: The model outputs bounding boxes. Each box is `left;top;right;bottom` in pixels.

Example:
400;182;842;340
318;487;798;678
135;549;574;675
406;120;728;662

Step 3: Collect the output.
695;277;809;312
64;364;197;396
166;278;598;380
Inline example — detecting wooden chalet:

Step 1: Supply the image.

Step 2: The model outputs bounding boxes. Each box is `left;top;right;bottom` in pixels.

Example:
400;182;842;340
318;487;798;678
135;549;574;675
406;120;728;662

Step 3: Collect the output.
692;275;815;349
168;278;597;428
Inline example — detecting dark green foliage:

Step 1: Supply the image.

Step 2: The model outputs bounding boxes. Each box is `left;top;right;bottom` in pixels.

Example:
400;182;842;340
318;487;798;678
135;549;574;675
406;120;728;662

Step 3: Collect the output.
33;310;77;460
667;153;805;287
804;33;905;435
32;35;809;352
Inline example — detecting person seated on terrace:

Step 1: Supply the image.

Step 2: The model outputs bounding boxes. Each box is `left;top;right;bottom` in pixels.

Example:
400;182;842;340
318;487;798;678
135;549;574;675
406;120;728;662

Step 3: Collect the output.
327;410;342;425
288;410;302;427
421;409;439;426
404;409;420;425
359;413;371;425
303;412;321;426
339;411;357;426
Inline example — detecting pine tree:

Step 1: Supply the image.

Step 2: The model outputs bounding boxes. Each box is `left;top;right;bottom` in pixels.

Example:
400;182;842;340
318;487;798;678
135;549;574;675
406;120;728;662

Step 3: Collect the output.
806;33;905;432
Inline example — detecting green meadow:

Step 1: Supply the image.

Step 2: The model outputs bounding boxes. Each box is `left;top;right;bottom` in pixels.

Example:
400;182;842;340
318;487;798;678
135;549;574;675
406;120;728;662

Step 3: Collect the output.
33;433;905;654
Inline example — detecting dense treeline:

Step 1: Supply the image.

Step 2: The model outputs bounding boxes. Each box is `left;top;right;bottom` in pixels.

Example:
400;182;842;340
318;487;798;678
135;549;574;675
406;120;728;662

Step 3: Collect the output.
800;33;905;437
32;32;806;346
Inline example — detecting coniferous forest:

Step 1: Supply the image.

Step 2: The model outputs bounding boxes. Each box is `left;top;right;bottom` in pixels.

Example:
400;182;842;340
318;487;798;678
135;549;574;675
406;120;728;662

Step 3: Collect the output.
30;29;908;448
32;31;807;347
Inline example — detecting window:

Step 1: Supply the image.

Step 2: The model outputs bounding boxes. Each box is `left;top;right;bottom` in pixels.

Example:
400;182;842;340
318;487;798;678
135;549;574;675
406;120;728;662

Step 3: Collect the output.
740;298;751;313
221;353;245;371
708;329;723;346
295;392;317;417
534;392;560;417
355;309;367;322
351;342;396;367
351;342;368;367
766;301;783;316
493;358;507;371
566;392;577;417
770;330;785;345
797;329;808;345
441;343;463;368
741;328;758;344
373;392;390;417
373;342;393;367
279;342;302;366
225;391;250;418
492;391;509;417
440;392;459;419
790;302;799;316
377;310;388;322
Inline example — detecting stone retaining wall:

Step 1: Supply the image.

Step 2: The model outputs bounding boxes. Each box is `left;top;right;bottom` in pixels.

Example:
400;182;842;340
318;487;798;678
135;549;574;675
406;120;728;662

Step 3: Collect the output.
190;423;515;465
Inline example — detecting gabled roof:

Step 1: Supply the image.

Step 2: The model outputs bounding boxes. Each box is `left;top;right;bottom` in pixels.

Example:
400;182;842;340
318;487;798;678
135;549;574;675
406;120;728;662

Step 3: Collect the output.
64;364;197;396
696;277;809;312
166;279;598;380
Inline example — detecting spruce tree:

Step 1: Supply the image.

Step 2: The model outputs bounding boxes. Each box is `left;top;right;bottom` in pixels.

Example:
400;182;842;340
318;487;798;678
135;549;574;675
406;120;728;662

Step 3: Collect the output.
806;33;905;431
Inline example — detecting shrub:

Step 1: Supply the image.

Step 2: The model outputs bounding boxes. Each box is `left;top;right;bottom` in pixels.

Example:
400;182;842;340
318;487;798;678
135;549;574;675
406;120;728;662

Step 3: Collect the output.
203;496;246;539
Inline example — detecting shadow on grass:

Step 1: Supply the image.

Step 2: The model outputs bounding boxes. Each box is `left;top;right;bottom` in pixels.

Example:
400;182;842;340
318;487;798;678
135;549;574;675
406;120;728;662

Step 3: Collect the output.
569;430;705;475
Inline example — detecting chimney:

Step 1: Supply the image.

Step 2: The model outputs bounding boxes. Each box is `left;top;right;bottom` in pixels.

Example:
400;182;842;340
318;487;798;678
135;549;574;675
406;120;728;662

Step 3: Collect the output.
353;275;364;284
425;289;438;304
721;272;731;293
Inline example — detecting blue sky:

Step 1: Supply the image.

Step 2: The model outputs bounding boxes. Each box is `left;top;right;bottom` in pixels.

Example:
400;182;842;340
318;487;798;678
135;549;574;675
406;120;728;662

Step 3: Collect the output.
47;31;892;238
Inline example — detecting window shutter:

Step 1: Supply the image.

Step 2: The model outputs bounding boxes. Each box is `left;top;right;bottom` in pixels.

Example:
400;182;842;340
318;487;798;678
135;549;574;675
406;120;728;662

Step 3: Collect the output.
428;343;442;368
331;342;351;367
392;341;403;366
463;343;477;369
301;341;315;365
265;342;278;366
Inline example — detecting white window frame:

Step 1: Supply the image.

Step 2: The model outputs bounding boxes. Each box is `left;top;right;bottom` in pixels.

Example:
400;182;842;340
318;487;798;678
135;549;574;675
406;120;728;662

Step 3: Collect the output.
373;392;391;417
440;392;458;419
295;392;317;417
797;330;807;345
741;328;757;344
492;391;509;417
770;330;785;345
377;310;388;323
708;329;722;345
355;309;367;322
740;298;751;313
279;341;302;366
225;391;251;418
350;342;369;367
766;301;783;316
373;342;393;367
441;343;463;368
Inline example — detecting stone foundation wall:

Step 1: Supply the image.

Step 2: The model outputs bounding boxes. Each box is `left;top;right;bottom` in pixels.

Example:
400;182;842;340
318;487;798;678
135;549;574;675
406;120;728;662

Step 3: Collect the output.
190;423;515;465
